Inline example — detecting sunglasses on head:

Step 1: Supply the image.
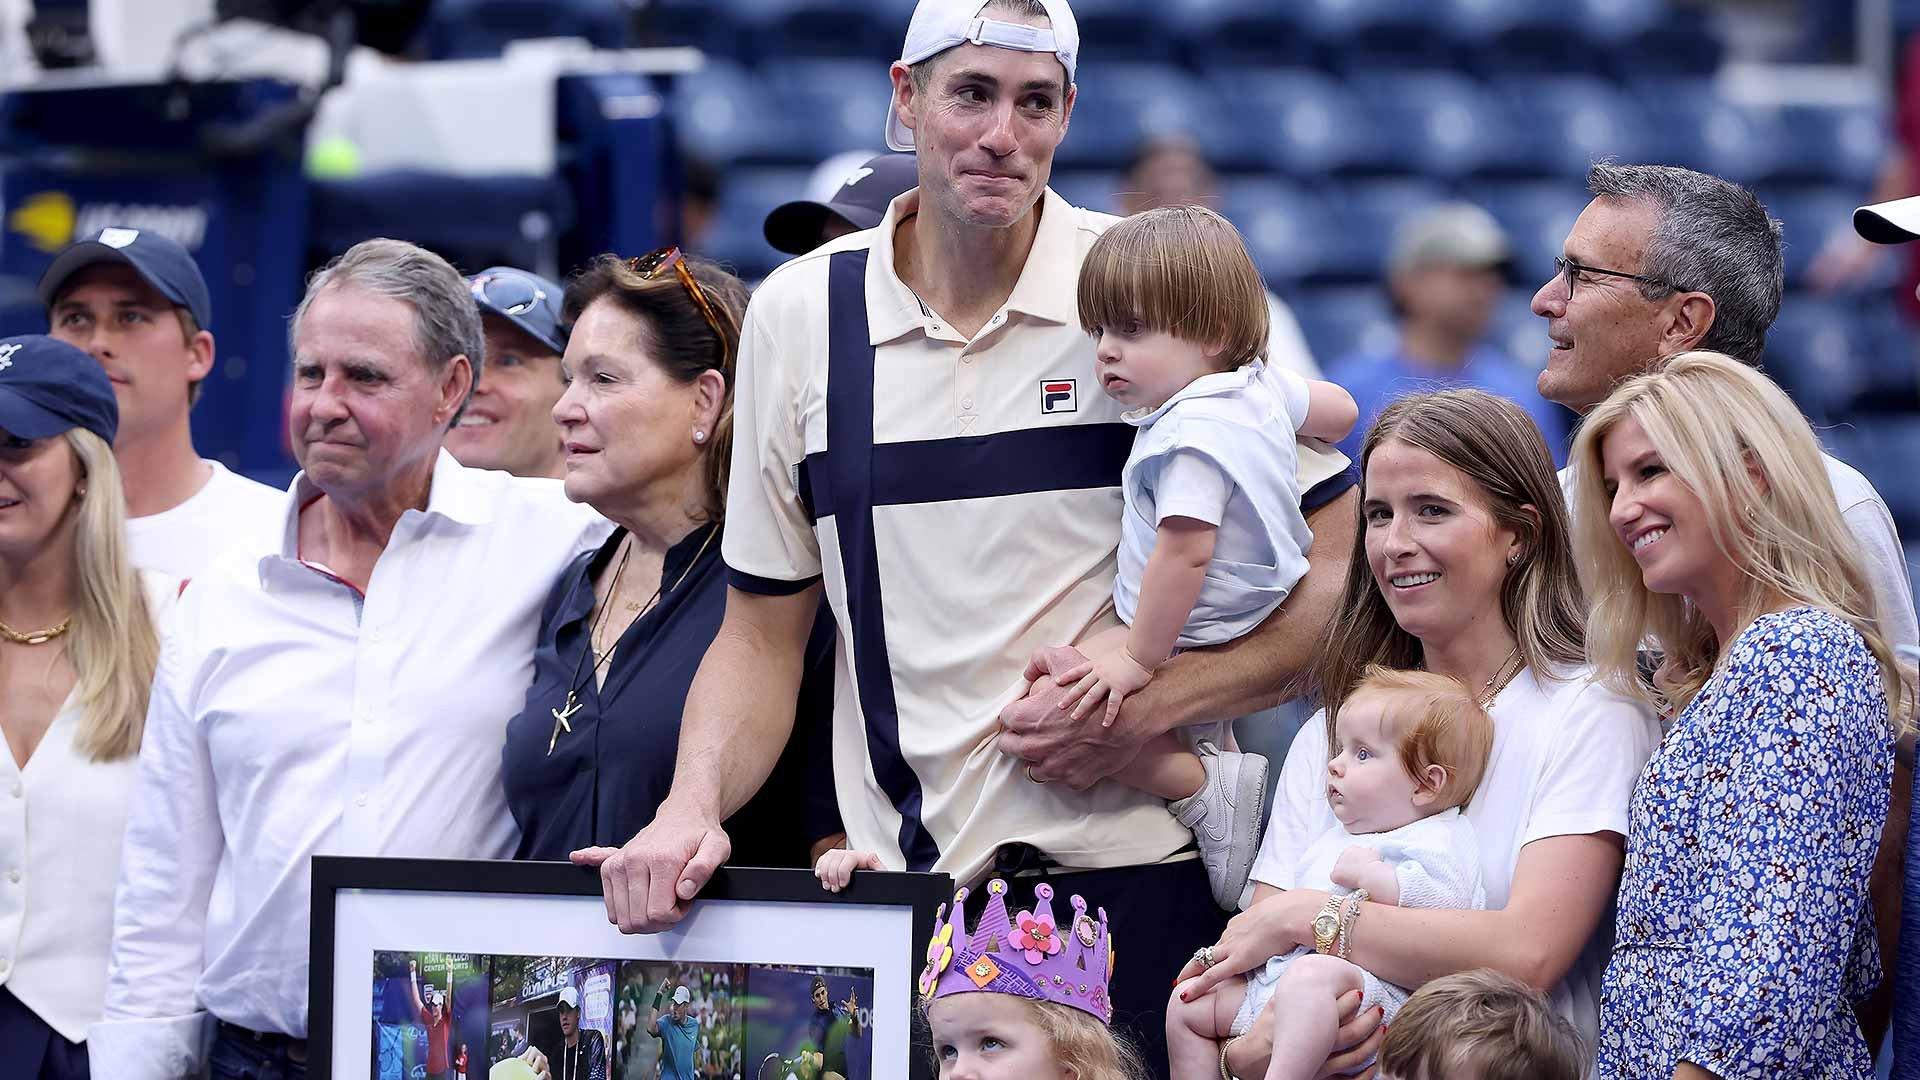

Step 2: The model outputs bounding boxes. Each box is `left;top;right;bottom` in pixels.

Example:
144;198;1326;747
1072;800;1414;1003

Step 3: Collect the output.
627;247;727;363
470;273;547;317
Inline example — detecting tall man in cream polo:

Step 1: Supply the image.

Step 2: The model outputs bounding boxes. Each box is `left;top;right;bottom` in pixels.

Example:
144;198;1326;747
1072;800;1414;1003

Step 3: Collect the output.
578;0;1364;1062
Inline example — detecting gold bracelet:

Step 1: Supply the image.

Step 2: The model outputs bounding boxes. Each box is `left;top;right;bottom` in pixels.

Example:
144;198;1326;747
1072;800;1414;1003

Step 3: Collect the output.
1335;888;1370;960
1219;1035;1245;1080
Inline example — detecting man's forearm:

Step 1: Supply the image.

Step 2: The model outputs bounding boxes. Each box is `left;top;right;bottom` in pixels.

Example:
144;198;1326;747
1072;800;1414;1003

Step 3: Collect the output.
1126;486;1358;730
667;587;819;822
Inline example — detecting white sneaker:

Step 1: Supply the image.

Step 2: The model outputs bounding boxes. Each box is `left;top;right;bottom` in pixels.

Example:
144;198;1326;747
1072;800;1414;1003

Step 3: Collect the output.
1170;742;1269;911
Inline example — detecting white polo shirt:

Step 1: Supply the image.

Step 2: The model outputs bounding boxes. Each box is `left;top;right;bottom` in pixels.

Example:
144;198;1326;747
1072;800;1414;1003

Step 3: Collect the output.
724;188;1353;884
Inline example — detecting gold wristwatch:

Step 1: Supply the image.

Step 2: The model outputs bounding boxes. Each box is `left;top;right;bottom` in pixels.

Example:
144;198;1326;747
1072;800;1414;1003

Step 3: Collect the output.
1311;894;1345;954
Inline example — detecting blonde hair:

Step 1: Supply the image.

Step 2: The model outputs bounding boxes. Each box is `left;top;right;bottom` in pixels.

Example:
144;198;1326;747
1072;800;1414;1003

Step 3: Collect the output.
1077;205;1269;371
1379;969;1584;1080
1313;390;1587;735
1349;666;1493;810
1570;350;1909;721
922;996;1149;1080
62;429;160;761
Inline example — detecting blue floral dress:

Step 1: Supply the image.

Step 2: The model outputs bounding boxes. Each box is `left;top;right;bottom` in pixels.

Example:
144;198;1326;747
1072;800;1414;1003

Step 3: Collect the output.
1596;607;1893;1079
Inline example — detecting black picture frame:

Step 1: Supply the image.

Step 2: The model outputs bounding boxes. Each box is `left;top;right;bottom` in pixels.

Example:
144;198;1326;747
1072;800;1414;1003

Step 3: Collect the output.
310;856;951;1080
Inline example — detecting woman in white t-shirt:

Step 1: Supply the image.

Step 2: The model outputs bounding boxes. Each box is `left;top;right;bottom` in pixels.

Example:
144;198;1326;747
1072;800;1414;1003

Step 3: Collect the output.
0;336;170;1080
1178;389;1659;1078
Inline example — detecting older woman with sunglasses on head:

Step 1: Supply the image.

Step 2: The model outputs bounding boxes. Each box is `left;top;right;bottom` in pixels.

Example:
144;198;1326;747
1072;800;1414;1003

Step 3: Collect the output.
502;250;840;871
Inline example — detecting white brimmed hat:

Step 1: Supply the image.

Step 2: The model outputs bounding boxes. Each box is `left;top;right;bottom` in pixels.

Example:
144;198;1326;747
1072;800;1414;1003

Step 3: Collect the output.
557;986;580;1009
885;0;1080;152
672;985;692;1005
1855;195;1920;245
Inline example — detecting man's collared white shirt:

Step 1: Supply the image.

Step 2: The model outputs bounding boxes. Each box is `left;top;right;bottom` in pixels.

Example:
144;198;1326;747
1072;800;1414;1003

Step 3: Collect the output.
89;450;609;1078
725;188;1352;885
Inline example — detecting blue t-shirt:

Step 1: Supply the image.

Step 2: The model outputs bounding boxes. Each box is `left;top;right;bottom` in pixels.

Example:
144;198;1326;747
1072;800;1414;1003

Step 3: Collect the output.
654;1013;699;1080
1326;345;1571;466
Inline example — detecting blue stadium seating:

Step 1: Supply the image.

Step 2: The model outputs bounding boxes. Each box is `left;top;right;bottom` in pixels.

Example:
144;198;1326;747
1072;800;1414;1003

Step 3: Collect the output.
1304;0;1453;72
1348;71;1544;180
635;0;744;59
1170;0;1316;69
1326;178;1454;281
422;0;631;60
1631;79;1790;187
1487;74;1654;180
671;60;777;166
1766;296;1872;423
1777;104;1889;188
1057;64;1214;169
1211;68;1391;177
1049;170;1127;216
1489;288;1551;369
1219;177;1339;285
1840;416;1920;529
701;165;811;281
733;0;908;61
1762;185;1865;288
758;60;896;162
1444;0;1604;76
1288;285;1398;363
1481;180;1590;288
1073;0;1186;63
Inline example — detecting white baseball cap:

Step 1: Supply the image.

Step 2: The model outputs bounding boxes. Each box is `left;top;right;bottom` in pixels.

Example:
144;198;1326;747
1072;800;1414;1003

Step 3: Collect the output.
672;985;692;1005
557;987;580;1009
885;0;1081;152
1855;195;1920;245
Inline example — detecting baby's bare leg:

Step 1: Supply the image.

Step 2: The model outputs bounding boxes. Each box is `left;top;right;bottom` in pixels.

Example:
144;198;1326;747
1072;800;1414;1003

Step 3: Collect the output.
1262;955;1368;1080
1166;974;1248;1080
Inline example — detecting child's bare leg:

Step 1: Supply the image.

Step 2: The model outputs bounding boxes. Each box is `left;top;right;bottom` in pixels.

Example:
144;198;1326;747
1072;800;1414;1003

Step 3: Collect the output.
1166;975;1246;1080
1263;955;1368;1080
1115;731;1205;800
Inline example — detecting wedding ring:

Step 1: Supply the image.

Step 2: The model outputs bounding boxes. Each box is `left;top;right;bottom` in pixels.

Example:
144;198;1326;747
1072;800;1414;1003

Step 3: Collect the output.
1193;945;1216;969
1025;765;1046;785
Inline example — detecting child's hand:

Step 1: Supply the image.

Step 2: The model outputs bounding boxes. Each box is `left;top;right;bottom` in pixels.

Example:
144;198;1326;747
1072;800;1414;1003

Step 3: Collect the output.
1055;648;1155;726
1329;845;1384;890
814;848;885;893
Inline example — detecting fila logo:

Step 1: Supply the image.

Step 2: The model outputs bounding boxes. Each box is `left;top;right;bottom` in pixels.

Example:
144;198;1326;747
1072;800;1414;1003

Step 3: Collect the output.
0;343;18;371
1041;379;1077;414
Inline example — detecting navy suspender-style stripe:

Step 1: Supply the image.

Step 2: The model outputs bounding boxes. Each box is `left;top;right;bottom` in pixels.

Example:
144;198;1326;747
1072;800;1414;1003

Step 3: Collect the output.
825;249;941;871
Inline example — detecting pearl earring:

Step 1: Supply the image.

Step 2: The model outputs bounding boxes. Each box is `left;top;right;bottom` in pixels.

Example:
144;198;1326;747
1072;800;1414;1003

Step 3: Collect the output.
693;429;708;444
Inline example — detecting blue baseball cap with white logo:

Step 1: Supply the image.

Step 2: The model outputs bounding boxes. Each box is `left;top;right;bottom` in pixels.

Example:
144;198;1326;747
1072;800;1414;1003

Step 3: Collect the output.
36;227;214;329
0;334;119;444
469;267;567;355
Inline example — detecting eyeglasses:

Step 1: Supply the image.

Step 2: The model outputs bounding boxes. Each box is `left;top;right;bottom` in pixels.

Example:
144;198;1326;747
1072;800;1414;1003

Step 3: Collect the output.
470;272;547;317
1554;255;1669;300
628;247;728;363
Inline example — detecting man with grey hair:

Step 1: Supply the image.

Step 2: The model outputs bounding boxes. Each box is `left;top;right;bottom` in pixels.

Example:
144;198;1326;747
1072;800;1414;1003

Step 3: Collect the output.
88;238;607;1079
1535;165;1918;1056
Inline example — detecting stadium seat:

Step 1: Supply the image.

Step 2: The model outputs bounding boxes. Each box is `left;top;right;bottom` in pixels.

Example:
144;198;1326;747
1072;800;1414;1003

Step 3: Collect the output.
1488;288;1551;371
1445;0;1603;76
1325;179;1455;282
1289;286;1398;363
1765;296;1871;423
702;166;812;282
1218;178;1340;286
734;0;904;61
1761;185;1864;288
670;60;777;167
1588;2;1724;77
1073;0;1185;63
1056;64;1214;170
1631;78;1790;187
1777;104;1888;188
1480;180;1590;289
1048;170;1127;216
758;60;896;164
633;0;741;57
1212;67;1391;178
309;171;572;272
1854;303;1920;413
1170;0;1317;70
1303;0;1453;72
421;0;631;60
1841;416;1920;530
1348;70;1546;180
1485;74;1655;180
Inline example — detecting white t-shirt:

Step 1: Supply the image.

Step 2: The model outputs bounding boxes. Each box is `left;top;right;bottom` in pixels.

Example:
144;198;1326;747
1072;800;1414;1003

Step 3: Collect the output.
126;461;286;582
1253;665;1660;1047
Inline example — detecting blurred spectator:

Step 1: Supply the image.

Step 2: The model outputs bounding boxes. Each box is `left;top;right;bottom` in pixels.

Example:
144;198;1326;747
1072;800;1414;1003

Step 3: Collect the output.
90;239;609;1078
1328;204;1569;464
449;267;570;480
1810;31;1920;316
1119;135;1322;380
682;156;721;250
764;153;918;256
40;228;285;579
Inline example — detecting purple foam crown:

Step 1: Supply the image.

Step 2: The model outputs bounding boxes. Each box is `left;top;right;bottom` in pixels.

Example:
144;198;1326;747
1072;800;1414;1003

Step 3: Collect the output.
918;878;1113;1025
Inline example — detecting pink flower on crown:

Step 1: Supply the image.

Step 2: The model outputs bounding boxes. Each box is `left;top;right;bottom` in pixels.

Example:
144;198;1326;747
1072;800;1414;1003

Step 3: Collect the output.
1010;909;1062;965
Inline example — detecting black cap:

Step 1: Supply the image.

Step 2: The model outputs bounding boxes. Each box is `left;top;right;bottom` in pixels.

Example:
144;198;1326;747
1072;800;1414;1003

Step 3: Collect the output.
764;154;919;256
469;267;568;355
0;334;119;444
37;227;213;329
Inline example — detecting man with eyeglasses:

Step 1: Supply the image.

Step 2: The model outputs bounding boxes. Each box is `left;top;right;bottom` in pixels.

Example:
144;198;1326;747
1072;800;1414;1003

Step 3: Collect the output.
1533;162;1917;1057
448;267;570;480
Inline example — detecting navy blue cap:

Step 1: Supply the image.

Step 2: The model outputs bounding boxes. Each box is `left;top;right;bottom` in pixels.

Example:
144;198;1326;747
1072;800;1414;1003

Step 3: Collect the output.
469;267;567;355
764;153;919;255
0;334;119;444
36;227;214;329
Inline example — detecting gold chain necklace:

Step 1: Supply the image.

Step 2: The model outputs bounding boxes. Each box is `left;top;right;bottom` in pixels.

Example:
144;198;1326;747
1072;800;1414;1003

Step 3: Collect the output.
1478;648;1525;709
0;616;72;645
